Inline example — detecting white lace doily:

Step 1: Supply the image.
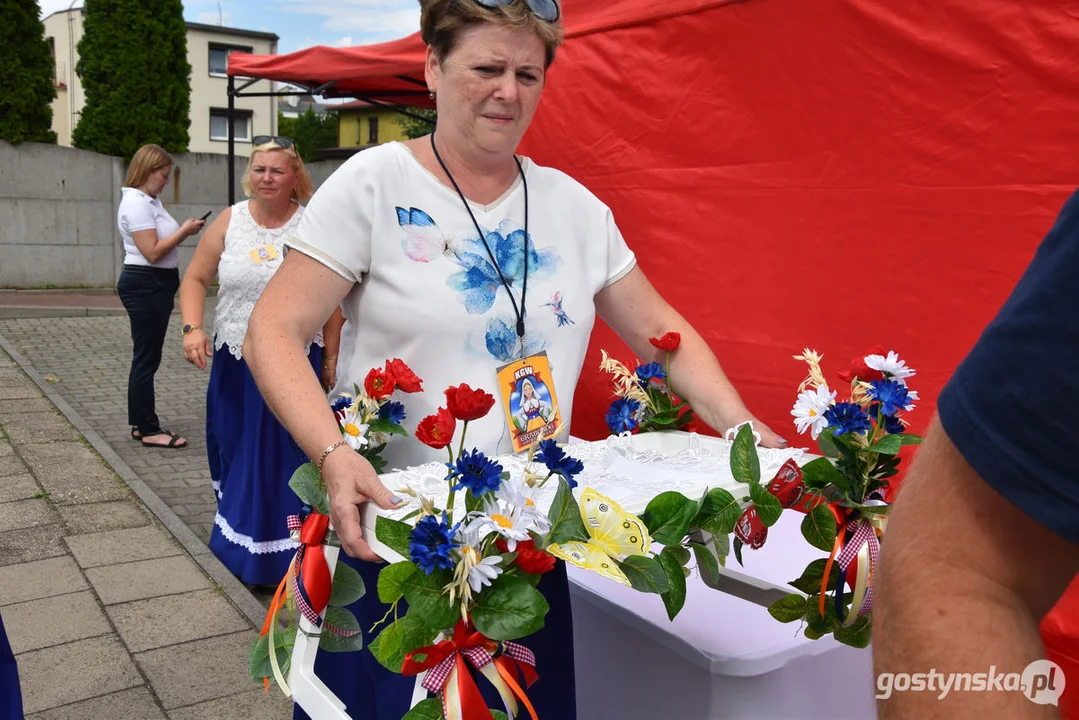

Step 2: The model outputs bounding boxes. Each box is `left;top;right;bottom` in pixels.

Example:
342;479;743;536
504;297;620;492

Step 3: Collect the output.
381;431;806;520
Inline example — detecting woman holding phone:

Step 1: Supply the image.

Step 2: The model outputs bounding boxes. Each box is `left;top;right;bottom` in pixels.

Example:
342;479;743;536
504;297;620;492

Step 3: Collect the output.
117;144;206;449
178;137;344;585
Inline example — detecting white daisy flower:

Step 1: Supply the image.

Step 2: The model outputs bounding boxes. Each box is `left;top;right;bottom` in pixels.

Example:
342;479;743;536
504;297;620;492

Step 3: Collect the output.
339;407;369;450
865;351;916;384
495;478;550;535
445;525;504;620
791;385;837;439
904;389;919;412
466;501;536;552
461;545;503;594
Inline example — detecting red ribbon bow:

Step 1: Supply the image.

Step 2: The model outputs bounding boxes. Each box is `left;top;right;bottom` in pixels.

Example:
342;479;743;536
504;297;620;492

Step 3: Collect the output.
403;621;539;720
287;511;332;626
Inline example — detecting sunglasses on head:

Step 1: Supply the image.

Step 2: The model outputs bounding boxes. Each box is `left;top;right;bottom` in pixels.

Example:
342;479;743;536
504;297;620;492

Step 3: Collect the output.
252;135;296;150
474;0;560;22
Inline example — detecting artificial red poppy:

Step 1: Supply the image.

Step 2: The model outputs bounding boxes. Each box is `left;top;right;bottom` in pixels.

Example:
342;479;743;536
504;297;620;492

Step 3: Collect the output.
649;332;681;352
837;345;886;384
364;367;396;400
496;538;556;575
385;358;423;393
415;408;456;450
445;383;496;422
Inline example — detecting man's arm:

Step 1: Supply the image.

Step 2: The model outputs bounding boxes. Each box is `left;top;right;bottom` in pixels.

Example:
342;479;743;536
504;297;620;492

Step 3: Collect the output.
875;414;1079;719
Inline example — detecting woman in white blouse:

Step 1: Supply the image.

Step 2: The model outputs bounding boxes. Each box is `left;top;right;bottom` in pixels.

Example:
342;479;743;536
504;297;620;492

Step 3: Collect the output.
178;137;344;585
116;144;205;449
244;1;784;716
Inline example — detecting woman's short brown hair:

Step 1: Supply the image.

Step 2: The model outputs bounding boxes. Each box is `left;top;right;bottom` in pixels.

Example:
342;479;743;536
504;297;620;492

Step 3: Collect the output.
124;144;172;189
420;0;564;68
242;141;313;204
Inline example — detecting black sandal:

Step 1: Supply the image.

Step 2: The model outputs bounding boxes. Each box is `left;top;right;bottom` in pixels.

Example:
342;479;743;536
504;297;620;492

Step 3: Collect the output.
140;430;187;449
131;427;142;440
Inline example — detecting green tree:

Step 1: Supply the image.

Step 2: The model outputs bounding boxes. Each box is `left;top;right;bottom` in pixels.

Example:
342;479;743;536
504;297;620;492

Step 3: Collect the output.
0;0;57;144
73;0;191;158
277;107;336;162
400;108;436;140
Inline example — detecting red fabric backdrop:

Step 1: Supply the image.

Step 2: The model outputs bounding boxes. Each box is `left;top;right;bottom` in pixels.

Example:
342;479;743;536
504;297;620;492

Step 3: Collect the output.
232;0;1079;710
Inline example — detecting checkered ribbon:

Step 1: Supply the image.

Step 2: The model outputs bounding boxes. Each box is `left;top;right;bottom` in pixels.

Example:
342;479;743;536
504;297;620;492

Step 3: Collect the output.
403;620;540;720
286;512;334;629
833;515;882;621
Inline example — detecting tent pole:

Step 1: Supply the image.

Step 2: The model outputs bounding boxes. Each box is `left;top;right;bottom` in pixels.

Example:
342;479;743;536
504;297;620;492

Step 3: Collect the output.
228;75;236;206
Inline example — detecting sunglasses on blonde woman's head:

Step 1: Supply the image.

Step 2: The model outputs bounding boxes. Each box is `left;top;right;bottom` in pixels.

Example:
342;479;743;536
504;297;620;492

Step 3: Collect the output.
251;135;296;150
474;0;560;22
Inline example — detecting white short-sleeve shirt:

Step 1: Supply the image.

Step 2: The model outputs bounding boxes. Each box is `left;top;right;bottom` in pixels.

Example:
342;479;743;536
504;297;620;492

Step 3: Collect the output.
117;187;180;269
286;141;636;469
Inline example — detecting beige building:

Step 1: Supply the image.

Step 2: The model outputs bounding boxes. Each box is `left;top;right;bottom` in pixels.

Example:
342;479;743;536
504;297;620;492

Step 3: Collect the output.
43;10;278;155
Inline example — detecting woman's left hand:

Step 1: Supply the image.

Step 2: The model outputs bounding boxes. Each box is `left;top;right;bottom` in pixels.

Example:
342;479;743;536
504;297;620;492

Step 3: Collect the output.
321;355;337;392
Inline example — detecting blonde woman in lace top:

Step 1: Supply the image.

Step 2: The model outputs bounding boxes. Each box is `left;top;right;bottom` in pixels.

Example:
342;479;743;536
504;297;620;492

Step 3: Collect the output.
178;137;344;585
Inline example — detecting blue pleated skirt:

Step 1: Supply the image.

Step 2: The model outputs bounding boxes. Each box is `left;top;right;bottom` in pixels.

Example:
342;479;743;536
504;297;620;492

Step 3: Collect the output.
294;556;577;720
0;611;23;720
207;345;322;586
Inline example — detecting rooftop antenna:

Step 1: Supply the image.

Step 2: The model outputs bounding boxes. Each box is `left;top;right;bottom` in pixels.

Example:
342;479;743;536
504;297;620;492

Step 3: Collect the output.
218;2;223;25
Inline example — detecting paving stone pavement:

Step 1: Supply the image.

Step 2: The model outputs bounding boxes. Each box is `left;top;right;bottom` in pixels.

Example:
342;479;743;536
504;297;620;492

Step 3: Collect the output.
0;313;219;543
0;346;292;719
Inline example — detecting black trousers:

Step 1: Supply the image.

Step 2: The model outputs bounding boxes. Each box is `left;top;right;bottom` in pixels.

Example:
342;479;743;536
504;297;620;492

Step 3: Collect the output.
116;265;179;434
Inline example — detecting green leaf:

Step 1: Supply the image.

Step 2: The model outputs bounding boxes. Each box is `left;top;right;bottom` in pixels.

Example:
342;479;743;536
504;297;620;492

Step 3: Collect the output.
833;615;873;648
248;625;296;683
789;559;838;594
712;532;730;567
641;492;698;544
402;697;445;719
471;574;549;641
368;418;408;437
657;547;688;620
867;435;902;455
491;712;510;720
733;537;744;566
668;545;691;567
376;516;413;559
401;568;458;631
329;561;367;607
817;428;841;458
545;477;586;545
800;504;838;552
617;555;670;594
768;593;808;623
377;562;417;604
319;607;364;652
729;424;760;484
690;541;721;585
694;487;741;536
370;611;439;674
899;434;924;445
749;483;783;527
800;457;847;491
288;462;329;515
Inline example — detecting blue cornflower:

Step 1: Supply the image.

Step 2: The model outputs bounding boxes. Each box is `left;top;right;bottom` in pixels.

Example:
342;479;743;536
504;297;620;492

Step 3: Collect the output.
867;379;912;417
882;414;906;435
606;398;641;434
635;362;667;388
446;449;504;497
823;402;872;437
408;512;458;575
330;396;351;413
536;439;584;489
378;400;406;425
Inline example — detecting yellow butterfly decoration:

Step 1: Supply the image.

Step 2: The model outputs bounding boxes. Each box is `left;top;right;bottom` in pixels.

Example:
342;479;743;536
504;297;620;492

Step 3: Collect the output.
547;488;651;586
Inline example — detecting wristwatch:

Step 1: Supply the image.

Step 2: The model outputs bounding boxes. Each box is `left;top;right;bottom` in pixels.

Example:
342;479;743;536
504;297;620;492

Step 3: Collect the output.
182;324;201;335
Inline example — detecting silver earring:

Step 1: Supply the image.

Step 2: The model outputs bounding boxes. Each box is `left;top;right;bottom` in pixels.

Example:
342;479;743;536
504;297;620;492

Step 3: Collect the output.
429;91;435;99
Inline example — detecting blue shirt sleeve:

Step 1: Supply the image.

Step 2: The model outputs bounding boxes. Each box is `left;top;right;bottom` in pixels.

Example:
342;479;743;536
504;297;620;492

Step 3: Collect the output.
937;189;1079;545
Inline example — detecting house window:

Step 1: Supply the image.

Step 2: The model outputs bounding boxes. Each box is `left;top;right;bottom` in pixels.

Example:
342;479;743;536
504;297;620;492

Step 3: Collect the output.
208;44;252;77
368;117;379;144
209;109;252;142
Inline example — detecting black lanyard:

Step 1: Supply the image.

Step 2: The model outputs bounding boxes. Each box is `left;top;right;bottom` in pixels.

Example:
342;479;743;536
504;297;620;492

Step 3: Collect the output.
430;131;529;341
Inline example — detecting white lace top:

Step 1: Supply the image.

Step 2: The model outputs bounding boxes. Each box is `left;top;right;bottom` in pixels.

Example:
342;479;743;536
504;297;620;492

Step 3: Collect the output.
214;200;323;359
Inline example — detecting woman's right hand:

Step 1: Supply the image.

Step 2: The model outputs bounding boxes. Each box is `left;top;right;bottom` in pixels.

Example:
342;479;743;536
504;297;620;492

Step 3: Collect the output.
182;328;212;370
321;446;402;561
180;218;207;237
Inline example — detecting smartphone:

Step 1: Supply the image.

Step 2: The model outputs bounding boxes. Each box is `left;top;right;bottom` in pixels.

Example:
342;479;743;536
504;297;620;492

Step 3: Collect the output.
199;211;212;221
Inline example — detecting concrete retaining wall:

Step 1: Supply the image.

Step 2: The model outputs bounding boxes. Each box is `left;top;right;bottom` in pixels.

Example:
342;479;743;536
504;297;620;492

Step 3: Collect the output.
0;141;346;287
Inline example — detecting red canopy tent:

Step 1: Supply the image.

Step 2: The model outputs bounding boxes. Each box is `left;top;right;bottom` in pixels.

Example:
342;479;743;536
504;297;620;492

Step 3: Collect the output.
230;2;1079;708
